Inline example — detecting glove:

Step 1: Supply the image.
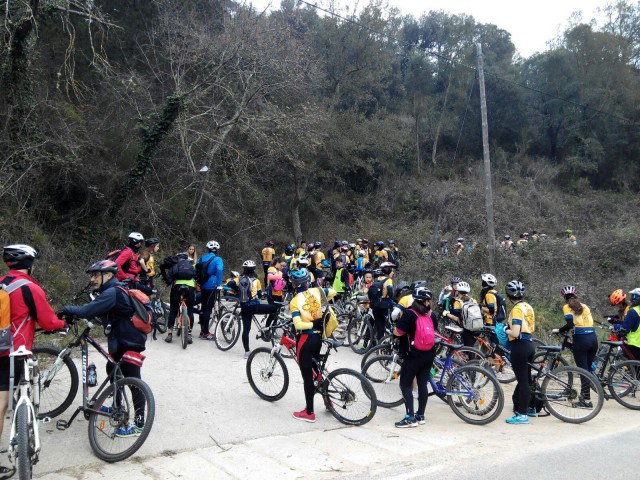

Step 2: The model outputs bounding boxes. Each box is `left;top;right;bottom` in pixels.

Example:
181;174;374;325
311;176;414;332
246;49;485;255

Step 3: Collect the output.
442;310;450;317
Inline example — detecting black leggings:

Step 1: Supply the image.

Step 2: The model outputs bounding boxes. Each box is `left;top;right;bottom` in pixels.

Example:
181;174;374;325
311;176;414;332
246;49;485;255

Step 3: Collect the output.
399;349;436;417
240;303;278;352
572;333;598;399
372;308;390;341
462;328;476;348
168;285;195;332
297;333;322;414
510;339;535;415
199;288;219;335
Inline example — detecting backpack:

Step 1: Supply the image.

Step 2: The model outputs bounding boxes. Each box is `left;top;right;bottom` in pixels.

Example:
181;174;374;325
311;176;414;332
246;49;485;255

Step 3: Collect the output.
461;299;484;331
172;258;196;281
317;288;339;339
493;292;507;323
195;256;215;285
0;279;35;353
367;277;387;308
409;309;435;351
105;249;122;262
116;286;153;334
159;255;178;285
386;248;398;264
238;276;253;303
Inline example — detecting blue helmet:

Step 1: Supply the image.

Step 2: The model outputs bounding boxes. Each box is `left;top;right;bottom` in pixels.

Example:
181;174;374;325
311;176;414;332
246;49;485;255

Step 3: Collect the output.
285;245;294;255
290;268;311;286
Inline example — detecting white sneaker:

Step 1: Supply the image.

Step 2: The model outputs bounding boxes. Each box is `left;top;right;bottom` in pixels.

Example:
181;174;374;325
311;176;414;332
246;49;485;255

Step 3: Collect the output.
244;351;251;359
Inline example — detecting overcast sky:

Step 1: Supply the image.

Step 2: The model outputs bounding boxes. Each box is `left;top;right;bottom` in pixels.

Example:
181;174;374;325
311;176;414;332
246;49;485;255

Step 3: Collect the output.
249;0;611;57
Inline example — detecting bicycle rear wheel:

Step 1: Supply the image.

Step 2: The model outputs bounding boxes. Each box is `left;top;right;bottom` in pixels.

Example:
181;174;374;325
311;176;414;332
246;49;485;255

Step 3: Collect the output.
88;377;155;462
360;341;394;370
347;315;373;354
32;345;79;419
446;364;504;425
361;354;403;408
246;347;289;401
323;368;377;425
214;312;241;351
607;360;640;410
180;306;189;349
17;403;35;480
540;365;604;423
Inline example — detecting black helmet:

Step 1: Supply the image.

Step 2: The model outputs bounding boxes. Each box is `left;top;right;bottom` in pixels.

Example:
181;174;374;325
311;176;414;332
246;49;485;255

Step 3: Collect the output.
145;237;160;247
411;279;428;291
420;241;427;247
86;260;118;274
395;281;410;294
413;287;432;302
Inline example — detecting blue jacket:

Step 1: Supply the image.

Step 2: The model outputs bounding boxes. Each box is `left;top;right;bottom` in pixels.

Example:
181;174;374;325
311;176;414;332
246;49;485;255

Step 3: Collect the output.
198;253;224;290
615;307;640;335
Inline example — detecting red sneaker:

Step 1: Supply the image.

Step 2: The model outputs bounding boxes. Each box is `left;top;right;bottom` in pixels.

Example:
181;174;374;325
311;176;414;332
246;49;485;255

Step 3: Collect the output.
292;409;316;423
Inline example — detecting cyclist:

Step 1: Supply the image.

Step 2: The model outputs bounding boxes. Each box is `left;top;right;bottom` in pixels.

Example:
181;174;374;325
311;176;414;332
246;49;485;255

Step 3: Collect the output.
516;233;528;248
332;256;349;301
393;286;437;427
187;244;198;263
609;289;630;321
503;280;535;425
311;242;325;277
391;281;412;321
289;268;337;423
371;262;395;342
197;241;224;340
223;271;241;297
439;239;449;256
479;273;499;326
261;241;276;285
138;237;160;290
551;285;597;407
372;242;387;266
114;232;150;294
267;257;287;303
501;235;514;250
60;259;147;437
443;281;476;347
164;252;196;344
0;245;67;456
612;288;640;360
564;229;577;245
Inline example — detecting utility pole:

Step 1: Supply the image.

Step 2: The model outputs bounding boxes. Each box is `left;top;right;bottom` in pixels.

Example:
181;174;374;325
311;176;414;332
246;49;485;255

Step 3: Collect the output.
477;43;496;272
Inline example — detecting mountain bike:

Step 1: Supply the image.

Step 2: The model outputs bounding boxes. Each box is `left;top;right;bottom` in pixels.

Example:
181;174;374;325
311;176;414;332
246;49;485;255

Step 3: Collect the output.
175;286;191;349
346;302;375;353
473;326;516;383
361;341;504;425
246;320;377;426
50;317;155;462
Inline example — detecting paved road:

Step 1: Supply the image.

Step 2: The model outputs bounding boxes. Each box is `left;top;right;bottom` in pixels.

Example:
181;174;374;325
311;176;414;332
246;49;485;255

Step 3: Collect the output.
11;320;638;480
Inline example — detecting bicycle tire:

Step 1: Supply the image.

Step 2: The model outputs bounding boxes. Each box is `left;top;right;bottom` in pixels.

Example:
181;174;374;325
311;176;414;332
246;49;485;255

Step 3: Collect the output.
540;365;604;424
446;364;504;425
323;368;377;426
32;345;79;419
88;377;155;462
214;312;241;351
361;355;403;408
180;306;189;349
360;341;395;370
607;360;640;410
246;347;289;401
347;315;374;354
330;314;349;342
209;303;232;330
17;403;33;480
486;354;516;384
531;351;570;374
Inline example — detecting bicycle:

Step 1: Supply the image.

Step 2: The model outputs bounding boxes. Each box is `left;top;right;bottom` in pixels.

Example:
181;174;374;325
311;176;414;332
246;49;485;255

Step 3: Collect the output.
50;317;155;462
361;340;504;425
246;319;378;426
346;301;375;353
174;286;191;349
472;326;516;383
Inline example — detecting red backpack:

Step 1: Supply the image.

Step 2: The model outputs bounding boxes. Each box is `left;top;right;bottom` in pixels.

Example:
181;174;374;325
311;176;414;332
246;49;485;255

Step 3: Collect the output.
116;286;153;334
409;309;435;351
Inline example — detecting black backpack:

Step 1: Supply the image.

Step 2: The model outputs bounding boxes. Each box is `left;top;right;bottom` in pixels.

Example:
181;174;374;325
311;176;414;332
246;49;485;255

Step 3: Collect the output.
485;290;507;323
238;276;252;303
195;256;215;285
367;277;388;308
172;258;196;281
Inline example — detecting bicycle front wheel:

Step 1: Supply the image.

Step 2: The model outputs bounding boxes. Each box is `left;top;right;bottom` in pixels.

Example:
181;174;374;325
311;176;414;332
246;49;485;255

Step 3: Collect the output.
17;403;35;480
361;355;403;408
347;315;373;354
540;365;604;424
360;341;394;370
32;345;79;419
246;347;289;401
446;364;504;425
608;360;640;410
323;368;377;426
88;377;155;462
214;312;241;351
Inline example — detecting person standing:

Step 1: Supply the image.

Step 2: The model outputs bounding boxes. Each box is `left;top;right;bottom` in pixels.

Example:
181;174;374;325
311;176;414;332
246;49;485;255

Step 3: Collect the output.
612;288;640;360
114;232;150;294
197;241;223;340
370;262;395;342
164;252;197;344
138;237;160;290
261;241;276;286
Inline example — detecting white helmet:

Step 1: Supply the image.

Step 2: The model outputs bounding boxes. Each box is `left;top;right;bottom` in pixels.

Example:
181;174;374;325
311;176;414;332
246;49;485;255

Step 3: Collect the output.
481;273;497;287
128;232;144;242
231;271;240;278
456;281;471;294
297;256;309;266
206;240;220;251
242;260;256;269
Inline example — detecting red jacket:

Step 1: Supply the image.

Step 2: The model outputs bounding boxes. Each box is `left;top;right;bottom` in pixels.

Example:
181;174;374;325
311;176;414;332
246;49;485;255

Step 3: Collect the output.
0;271;66;357
115;246;140;281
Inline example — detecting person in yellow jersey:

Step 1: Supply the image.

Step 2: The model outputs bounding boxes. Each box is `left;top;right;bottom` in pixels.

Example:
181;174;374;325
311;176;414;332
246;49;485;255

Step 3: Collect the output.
139;237;160;290
479;273;502;326
612;288;640;361
266;257;287;303
516;233;528;247
223;271;241;297
503;280;535;424
370;262;395;341
289;268;337;423
564;229;577;245
296;241;308;257
609;289;630;322
311;242;325;276
261;240;276;285
391;281;412;321
551;285;597;408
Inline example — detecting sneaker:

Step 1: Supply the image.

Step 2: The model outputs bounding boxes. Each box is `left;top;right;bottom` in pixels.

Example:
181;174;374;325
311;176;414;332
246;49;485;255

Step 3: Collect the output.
99;405;113;414
203;333;215;341
164;333;173;343
576;400;593;408
526;408;538;418
292;409;316;423
187;334;193;344
115;422;142;438
244;351;251;359
415;414;426;425
395;415;418;428
199;332;207;339
505;414;529;425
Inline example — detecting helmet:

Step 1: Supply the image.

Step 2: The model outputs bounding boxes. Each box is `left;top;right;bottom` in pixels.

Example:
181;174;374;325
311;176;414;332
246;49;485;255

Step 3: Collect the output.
341;245;349;251
231;271;240;278
411;279;428;291
457;237;464;242
420;241;427;247
376;241;385;247
86;259;118;274
565;229;573;234
267;240;275;246
356;238;363;243
630;288;640;302
389;240;395;244
145;237;160;247
349;243;356;249
3;244;39;267
561;285;577;299
610;289;627;306
342;240;348;245
380;261;396;269
442;239;448;243
373;268;382;276
206;240;220;251
314;241;322;247
456;281;471;294
285;245;294;255
242;260;256;269
357;250;365;257
290;268;311;286
413;287;432;302
450;277;461;284
297;256;309;266
504;235;511;240
128;232;144;243
362;238;369;244
395;281;410;294
481;273;497;287
523;232;529;236
505;280;525;299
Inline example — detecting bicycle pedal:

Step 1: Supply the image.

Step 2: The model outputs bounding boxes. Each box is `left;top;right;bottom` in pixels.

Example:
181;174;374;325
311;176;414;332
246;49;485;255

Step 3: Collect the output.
39;417;51;424
55;420;69;431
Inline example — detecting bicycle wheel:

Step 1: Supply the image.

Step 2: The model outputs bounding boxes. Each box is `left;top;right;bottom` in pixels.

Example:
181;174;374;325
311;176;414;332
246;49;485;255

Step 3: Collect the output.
608;360;640;410
32;345;79;419
360;341;394;370
487;354;516;384
88;377;155;462
180;306;189;349
347;315;374;354
446;364;504;425
323;368;377;426
330;314;349;341
361;355;403;408
17;403;34;480
531;351;569;374
540;365;604;424
214;312;241;351
246;347;289;401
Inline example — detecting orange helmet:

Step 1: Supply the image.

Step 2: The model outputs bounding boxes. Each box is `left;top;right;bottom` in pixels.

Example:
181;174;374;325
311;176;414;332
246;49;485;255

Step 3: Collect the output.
610;289;626;306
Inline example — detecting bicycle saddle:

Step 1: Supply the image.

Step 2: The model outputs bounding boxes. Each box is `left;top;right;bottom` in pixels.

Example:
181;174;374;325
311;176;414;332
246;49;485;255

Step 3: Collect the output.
10;345;32;357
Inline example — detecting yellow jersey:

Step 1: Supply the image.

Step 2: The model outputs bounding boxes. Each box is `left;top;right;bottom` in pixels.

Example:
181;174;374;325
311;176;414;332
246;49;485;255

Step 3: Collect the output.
508;301;535;340
262;247;275;263
290;288;337;331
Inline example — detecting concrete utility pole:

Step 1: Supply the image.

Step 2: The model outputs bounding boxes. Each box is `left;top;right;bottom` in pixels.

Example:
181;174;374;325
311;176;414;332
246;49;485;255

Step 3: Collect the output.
476;43;496;272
